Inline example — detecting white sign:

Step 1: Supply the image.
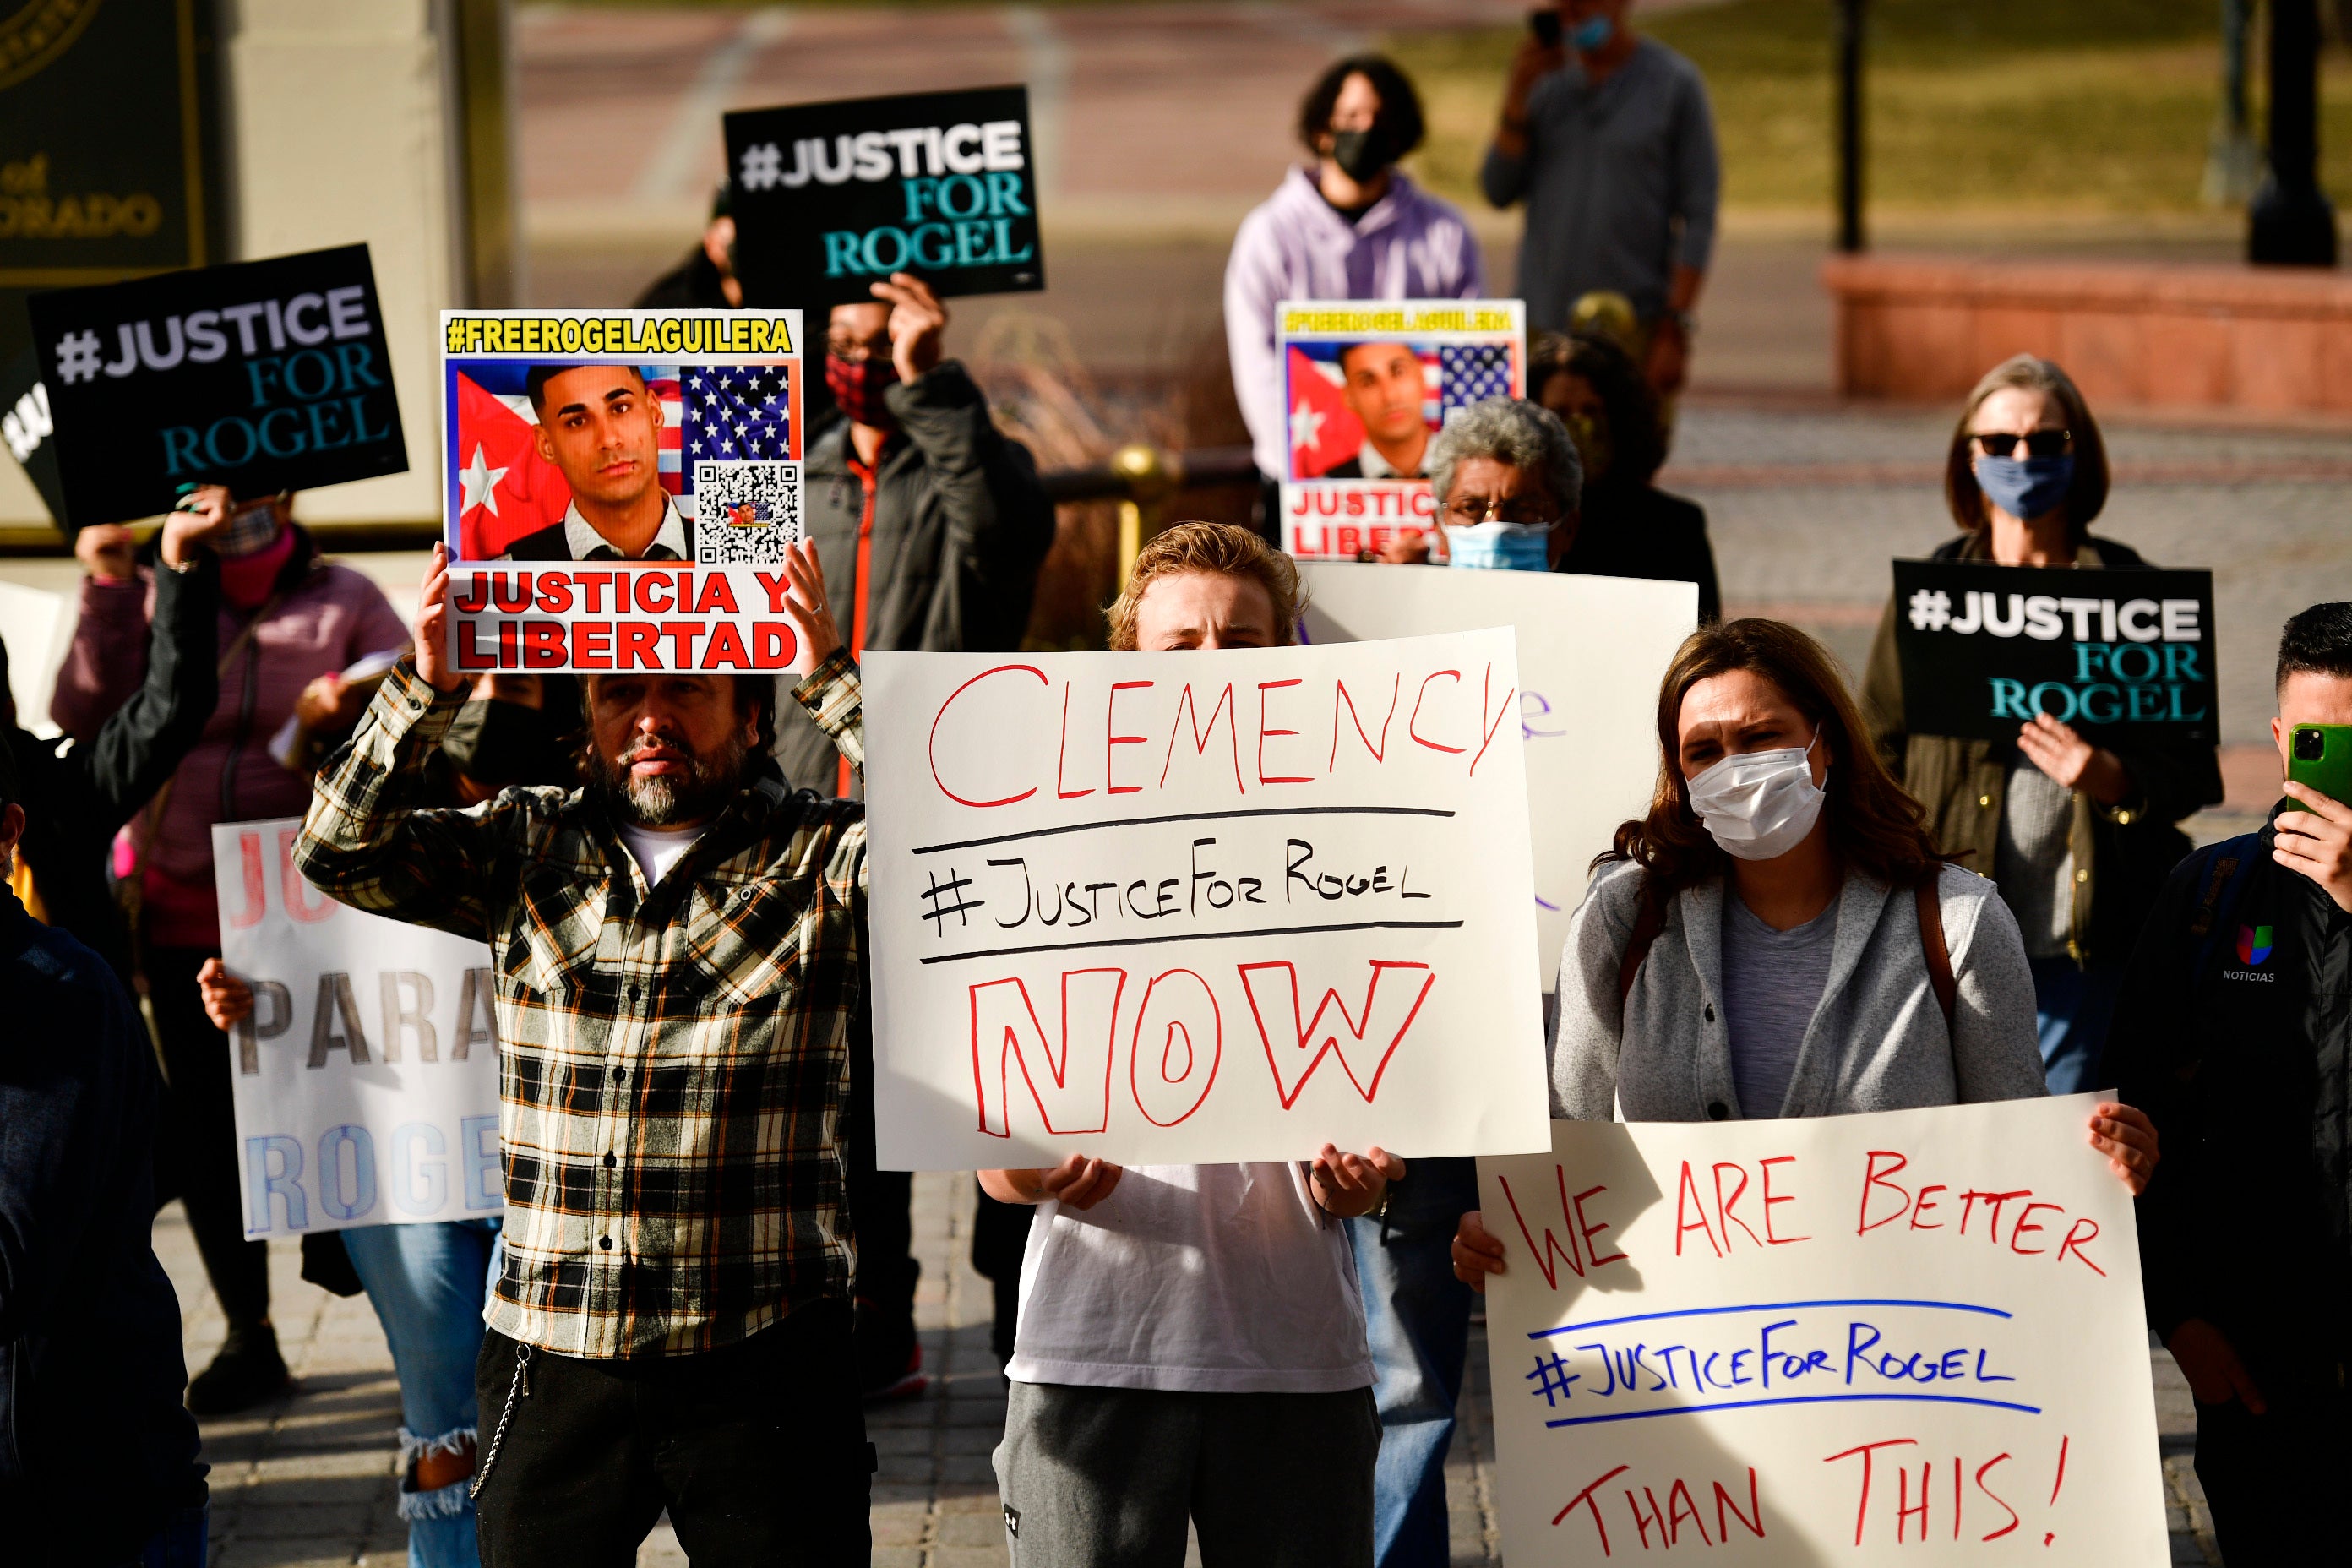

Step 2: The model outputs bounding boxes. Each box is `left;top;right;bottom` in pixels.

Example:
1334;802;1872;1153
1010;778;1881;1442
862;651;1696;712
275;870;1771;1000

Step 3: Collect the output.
1300;564;1695;981
1478;1097;2167;1566
864;632;1553;1170
213;818;502;1236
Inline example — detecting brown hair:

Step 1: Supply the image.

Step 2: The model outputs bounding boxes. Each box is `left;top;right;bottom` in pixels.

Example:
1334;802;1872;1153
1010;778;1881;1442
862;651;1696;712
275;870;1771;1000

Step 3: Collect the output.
1943;354;2109;544
1603;618;1946;896
1106;521;1303;651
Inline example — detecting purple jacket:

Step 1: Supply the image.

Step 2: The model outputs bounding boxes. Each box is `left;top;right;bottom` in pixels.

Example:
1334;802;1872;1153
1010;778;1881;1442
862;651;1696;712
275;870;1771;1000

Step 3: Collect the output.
1223;166;1484;481
50;531;408;949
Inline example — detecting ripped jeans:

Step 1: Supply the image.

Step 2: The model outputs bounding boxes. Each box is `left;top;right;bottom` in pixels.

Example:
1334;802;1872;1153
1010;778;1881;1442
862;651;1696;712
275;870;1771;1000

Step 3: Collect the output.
342;1219;501;1568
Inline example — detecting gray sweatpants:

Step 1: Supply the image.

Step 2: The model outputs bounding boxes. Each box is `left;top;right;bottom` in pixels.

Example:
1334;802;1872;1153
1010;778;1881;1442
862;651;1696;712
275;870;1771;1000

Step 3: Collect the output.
992;1381;1380;1568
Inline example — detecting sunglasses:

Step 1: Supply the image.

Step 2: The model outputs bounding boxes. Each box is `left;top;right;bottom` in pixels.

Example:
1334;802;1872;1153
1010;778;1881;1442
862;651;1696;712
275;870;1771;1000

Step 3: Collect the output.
1970;429;2071;459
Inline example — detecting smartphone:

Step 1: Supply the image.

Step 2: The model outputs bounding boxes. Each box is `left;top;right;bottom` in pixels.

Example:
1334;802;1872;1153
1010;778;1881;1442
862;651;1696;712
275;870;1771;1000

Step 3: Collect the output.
1529;8;1561;46
2288;724;2352;808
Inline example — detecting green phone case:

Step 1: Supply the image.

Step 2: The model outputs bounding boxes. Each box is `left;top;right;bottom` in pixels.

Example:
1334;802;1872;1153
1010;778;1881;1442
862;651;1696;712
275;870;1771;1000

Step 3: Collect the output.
2287;725;2352;807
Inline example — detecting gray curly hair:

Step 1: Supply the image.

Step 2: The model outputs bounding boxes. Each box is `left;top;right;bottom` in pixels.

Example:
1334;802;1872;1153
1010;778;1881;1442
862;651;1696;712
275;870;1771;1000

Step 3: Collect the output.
1427;396;1582;519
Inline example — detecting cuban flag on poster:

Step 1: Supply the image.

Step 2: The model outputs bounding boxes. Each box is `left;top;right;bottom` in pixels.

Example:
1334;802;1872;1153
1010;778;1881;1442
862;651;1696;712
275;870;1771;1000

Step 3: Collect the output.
446;363;689;560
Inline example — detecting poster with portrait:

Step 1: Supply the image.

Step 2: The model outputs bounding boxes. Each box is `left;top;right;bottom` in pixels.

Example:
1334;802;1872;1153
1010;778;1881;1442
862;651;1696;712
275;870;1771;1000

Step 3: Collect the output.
438;310;814;676
1277;300;1525;562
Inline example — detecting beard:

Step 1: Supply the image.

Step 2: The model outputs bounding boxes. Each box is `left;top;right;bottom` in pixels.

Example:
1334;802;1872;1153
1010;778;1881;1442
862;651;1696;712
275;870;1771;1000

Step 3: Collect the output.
591;729;750;827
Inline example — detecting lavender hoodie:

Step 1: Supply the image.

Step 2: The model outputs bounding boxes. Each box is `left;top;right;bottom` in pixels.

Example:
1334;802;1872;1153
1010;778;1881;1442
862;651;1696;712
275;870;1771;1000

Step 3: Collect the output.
1223;166;1484;482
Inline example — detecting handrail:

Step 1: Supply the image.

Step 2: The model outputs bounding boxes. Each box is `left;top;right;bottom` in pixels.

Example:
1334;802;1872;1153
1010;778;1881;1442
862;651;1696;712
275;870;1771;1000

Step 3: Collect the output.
0;444;1263;558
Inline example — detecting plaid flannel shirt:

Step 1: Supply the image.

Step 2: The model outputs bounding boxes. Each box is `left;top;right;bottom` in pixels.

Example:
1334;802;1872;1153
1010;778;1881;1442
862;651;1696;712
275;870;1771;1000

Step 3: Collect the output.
296;651;868;1358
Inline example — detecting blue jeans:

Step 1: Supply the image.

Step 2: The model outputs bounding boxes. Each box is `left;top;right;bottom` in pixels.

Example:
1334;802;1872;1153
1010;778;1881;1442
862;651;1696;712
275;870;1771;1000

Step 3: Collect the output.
2028;956;2125;1096
341;1219;500;1568
1348;1156;1481;1568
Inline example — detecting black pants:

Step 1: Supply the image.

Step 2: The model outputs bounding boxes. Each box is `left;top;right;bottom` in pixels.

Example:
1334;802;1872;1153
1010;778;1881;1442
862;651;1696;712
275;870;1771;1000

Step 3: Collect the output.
473;1303;874;1566
2193;1379;2352;1566
150;943;270;1331
841;988;918;1382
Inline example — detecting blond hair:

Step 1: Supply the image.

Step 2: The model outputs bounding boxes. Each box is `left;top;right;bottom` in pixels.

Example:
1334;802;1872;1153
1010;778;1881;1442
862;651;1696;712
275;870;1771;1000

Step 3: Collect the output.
1106;521;1303;650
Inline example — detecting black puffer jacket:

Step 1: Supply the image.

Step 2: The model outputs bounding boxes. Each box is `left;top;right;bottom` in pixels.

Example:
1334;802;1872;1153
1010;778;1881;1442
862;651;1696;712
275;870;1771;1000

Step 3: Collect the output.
2107;809;2352;1380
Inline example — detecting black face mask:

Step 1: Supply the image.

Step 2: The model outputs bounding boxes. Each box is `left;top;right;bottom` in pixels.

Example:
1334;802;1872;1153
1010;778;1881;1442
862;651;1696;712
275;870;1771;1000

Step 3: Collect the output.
441;699;562;789
1330;125;1398;184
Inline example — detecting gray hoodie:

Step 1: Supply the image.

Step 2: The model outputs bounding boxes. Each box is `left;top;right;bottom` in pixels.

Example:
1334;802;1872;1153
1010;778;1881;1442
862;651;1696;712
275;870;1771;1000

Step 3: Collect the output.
1551;858;2047;1122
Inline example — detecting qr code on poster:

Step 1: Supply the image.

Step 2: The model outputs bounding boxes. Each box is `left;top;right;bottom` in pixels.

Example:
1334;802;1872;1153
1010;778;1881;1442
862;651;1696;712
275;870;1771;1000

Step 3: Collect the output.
693;460;803;564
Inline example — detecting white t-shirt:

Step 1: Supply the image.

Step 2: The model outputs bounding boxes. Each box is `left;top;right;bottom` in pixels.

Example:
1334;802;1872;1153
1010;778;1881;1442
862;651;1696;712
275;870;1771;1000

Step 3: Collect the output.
617;822;702;887
1006;1162;1374;1394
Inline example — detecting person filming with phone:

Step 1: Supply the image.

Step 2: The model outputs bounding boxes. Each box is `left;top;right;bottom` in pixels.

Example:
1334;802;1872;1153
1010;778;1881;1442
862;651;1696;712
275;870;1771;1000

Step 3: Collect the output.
2104;602;2352;1568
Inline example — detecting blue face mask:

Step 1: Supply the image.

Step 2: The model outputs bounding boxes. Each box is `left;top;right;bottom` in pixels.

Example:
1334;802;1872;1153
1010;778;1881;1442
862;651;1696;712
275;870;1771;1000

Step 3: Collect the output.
1571;14;1615;52
1445;522;1552;572
1974;454;2074;520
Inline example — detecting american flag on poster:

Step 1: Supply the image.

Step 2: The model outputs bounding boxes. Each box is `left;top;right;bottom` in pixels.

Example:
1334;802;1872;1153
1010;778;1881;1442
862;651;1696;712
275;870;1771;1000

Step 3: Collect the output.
680;366;795;466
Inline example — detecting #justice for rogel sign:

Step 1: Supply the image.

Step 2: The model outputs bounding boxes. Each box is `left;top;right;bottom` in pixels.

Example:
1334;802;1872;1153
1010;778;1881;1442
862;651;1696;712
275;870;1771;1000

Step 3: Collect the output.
29;244;406;525
1891;559;2218;743
724;85;1043;309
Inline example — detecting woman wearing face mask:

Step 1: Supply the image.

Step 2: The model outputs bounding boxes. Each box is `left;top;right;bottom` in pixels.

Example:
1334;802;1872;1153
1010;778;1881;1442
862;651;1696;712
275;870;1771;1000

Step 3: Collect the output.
1859;356;2222;1097
194;669;579;1568
1226;54;1483;542
1451;618;2161;1290
1374;395;1580;574
52;487;410;1416
1535;330;1720;621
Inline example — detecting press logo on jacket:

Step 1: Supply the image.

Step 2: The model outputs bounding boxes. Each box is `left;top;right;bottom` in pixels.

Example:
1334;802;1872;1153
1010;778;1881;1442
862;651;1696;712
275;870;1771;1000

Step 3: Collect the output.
2224;923;2278;982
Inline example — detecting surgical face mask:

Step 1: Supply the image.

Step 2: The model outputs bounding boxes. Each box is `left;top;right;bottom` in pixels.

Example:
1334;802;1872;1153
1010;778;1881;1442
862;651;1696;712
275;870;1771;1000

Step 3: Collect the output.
1685;729;1828;862
441;698;561;789
1329;125;1398;184
1974;455;2073;521
1444;522;1551;572
1571;13;1615;52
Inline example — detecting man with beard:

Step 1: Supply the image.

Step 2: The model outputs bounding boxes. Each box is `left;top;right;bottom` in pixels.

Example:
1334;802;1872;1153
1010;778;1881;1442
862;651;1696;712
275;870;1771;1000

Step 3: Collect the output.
295;541;873;1564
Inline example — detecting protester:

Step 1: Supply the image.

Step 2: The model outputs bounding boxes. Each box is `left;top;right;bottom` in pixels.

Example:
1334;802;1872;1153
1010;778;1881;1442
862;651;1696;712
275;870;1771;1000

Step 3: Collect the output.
1535;331;1720;620
51;488;408;1415
634;181;741;309
1357;396;1581;1563
1453;619;2159;1293
1483;1;1720;397
1861;355;2222;1095
1;746;210;1567
793;269;1053;1398
1227;55;1482;537
197;670;579;1567
983;520;1399;1566
1375;395;1579;572
295;541;871;1562
3;496;224;983
2107;602;2352;1567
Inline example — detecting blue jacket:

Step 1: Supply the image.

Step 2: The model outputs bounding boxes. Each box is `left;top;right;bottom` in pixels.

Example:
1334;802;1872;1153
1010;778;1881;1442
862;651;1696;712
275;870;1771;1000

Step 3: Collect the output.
0;885;205;1560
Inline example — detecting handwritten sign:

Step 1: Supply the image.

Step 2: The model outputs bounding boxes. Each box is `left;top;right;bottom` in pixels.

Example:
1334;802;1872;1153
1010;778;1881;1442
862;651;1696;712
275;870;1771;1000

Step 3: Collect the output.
1892;560;2217;743
213;819;502;1237
863;632;1553;1169
1478;1097;2167;1565
1300;564;1694;981
1277;300;1525;561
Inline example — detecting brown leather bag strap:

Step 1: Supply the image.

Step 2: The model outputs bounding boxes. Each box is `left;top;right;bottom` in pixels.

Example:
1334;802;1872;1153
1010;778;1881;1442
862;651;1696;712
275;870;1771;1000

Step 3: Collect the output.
1915;877;1957;1029
1617;875;1669;1010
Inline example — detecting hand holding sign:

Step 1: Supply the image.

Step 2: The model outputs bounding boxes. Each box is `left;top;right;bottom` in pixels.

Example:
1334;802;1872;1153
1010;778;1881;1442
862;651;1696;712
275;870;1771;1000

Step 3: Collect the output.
777;541;843;667
2014;711;2131;804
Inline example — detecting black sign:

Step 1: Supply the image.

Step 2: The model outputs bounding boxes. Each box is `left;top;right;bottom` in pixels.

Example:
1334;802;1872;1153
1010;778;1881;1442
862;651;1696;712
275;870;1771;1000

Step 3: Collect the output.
29;245;407;525
1892;559;2218;743
725;86;1044;309
0;349;67;525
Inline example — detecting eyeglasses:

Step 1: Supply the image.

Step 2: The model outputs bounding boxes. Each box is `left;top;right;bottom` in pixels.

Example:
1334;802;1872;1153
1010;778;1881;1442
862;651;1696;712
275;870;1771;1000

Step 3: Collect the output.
1970;429;2072;459
1441;495;1555;528
824;335;890;362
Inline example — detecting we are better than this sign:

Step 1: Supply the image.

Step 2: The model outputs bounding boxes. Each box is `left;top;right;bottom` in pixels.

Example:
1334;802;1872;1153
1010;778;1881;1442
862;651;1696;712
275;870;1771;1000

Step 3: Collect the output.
863;631;1554;1170
1478;1097;2167;1566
